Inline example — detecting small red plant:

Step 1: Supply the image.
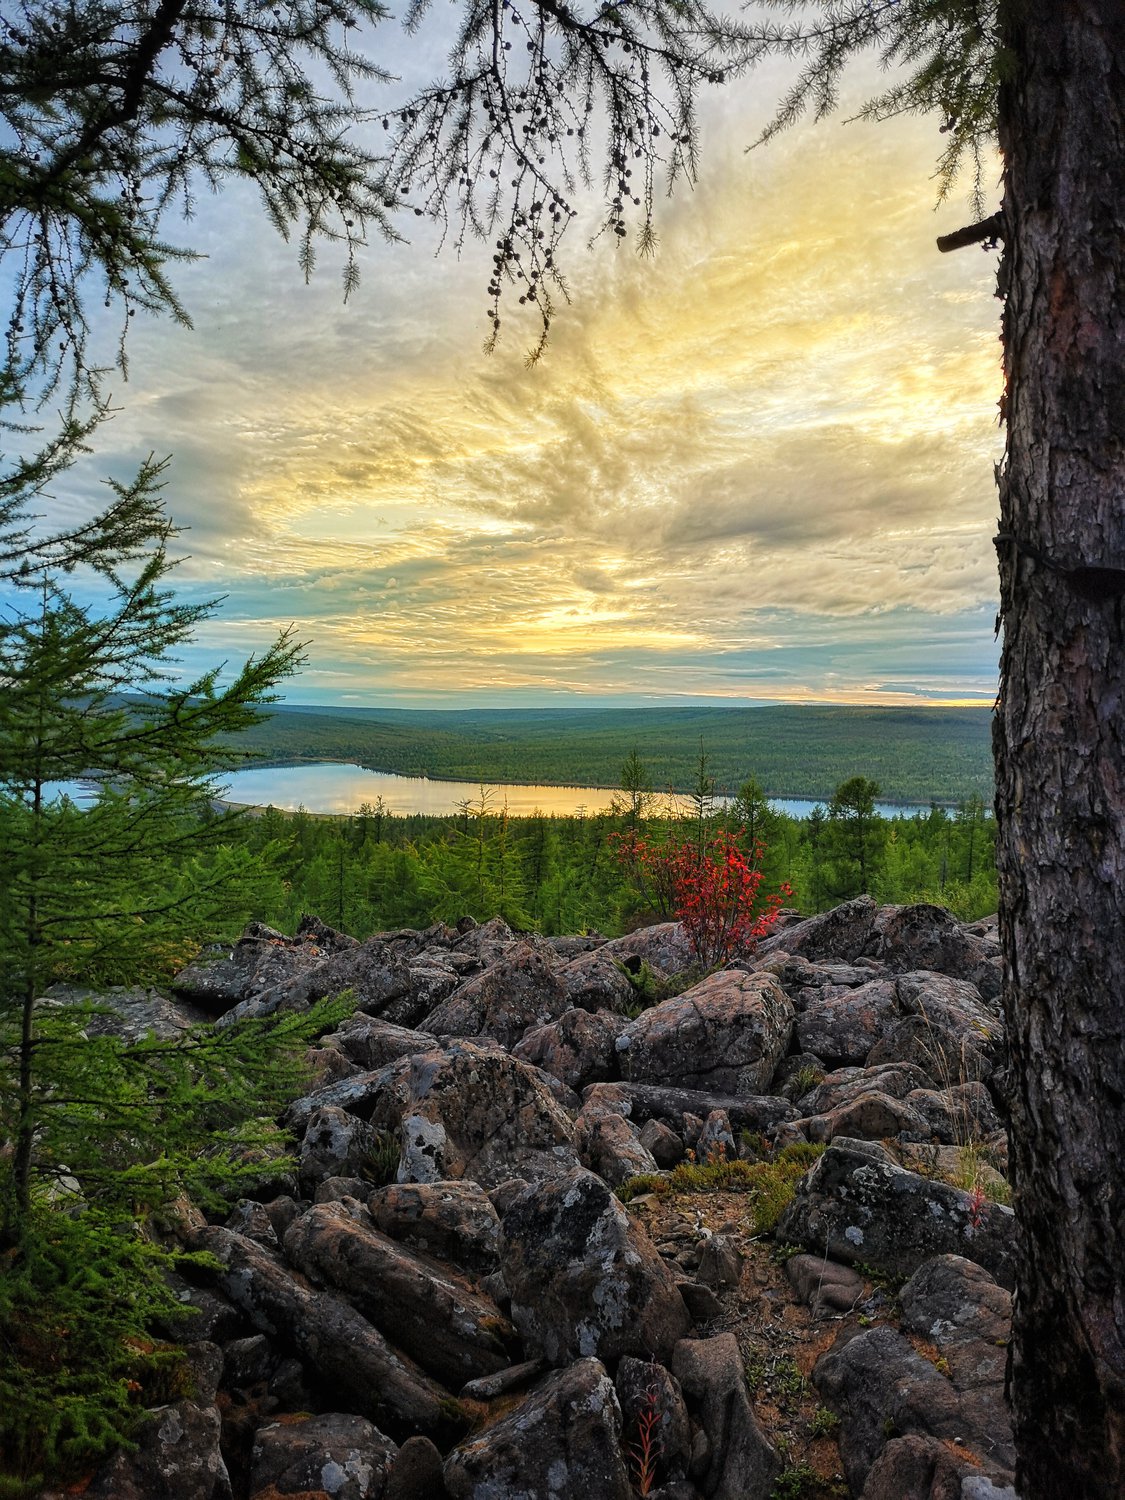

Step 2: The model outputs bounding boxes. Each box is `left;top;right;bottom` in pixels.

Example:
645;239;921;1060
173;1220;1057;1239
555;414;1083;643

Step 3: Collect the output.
613;827;792;966
966;1181;989;1229
627;1381;664;1495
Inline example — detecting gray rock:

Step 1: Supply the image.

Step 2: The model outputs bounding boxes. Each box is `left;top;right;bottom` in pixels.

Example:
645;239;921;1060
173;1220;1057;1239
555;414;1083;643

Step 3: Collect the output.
775;1138;1017;1288
222;1334;276;1390
583;1080;797;1137
618;970;793;1094
423;942;569;1048
574;1101;659;1187
299;1105;380;1193
385;1435;449;1500
784;1254;866;1317
513;1006;627;1091
459;1358;547;1400
367;1040;582;1189
500;1168;692;1366
315;1174;373;1203
193;1226;458;1440
368;1179;502;1274
869;906;1001;1000
795;978;901;1067
448;915;519;968
800;1063;935;1115
756;898;880;966
640;1117;685;1167
904;1082;1001;1144
800;1089;932;1145
283;1200;516;1387
80;1401;232;1500
557;946;638;1013
671;1334;780;1500
599;922;697;976
696;1234;744;1292
249;1412;397;1500
860;1433;980;1500
172;922;332;1011
616;1355;692;1476
325;1015;440;1070
443;1357;633;1500
814;1325;963;1492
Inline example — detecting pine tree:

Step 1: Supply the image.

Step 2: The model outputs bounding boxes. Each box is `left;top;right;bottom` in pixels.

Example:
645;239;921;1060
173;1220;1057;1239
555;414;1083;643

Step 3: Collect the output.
0;454;304;1228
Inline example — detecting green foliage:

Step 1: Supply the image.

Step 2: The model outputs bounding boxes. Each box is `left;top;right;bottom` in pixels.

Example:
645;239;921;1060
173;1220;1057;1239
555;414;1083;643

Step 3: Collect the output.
824;776;885;899
770;1462;822;1500
0;992;350;1493
809;1406;840;1439
748;1;1002;213
615;1143;825;1237
231;702;996;805
363;1129;403;1188
206;784;997;941
0;1205;194;1493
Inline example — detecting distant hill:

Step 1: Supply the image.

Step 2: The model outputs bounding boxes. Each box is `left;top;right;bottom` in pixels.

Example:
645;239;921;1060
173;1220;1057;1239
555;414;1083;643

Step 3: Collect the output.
231;704;994;805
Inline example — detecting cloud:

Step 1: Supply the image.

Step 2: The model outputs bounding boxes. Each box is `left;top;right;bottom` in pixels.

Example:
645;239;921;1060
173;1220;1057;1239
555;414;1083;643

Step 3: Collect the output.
42;52;1004;707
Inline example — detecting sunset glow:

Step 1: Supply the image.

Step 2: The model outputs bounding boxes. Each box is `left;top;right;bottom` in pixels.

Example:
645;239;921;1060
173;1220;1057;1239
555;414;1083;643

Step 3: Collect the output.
77;45;1004;708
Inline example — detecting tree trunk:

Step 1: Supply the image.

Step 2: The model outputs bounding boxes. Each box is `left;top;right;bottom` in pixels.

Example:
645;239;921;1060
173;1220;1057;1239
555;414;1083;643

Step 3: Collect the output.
995;3;1125;1494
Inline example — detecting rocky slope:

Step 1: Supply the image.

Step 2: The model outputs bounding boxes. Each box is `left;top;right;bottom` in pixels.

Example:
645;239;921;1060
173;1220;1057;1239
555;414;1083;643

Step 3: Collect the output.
47;898;1021;1500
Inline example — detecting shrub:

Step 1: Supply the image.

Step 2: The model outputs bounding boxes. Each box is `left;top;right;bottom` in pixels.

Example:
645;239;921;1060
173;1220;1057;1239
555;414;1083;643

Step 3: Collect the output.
611;829;792;966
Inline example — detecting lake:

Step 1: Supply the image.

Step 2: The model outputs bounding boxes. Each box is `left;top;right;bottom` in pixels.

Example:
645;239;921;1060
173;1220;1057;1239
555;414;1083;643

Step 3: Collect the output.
212;762;933;820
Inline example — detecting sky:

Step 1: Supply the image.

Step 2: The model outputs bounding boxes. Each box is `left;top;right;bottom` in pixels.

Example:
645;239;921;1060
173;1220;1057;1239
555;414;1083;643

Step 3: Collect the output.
59;15;1005;710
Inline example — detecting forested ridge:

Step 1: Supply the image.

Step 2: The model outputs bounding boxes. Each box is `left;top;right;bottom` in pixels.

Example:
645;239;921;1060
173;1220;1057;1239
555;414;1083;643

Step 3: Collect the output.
232;703;994;805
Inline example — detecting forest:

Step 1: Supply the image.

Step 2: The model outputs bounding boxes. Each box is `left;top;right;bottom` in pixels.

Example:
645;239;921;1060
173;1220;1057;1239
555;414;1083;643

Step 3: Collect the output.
220;771;998;942
232;702;995;806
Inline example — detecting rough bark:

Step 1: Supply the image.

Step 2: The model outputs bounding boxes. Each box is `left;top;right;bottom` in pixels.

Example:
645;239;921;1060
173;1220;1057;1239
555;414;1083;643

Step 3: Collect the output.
995;3;1125;1494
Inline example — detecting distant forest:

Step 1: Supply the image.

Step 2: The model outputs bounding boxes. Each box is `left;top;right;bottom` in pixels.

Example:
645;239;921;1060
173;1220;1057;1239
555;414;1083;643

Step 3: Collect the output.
233;704;995;805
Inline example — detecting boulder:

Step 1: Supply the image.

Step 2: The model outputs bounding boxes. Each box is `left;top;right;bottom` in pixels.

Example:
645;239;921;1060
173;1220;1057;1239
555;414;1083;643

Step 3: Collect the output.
443;1357;632;1500
558;946;638;1013
448;915;519;968
775;1139;1017;1289
422;942;569;1047
385;1436;448;1500
367;1180;502;1274
367;1041;582;1189
639;1116;685;1167
800;1090;932;1145
79;1401;232;1500
868;906;1001;1000
616;970;793;1094
298;1105;380;1193
671;1334;780;1500
615;1355;692;1477
194;1226;457;1439
325;1015;440;1071
513;1006;627;1091
573;1101;659;1186
173;922;332;1013
584;1080;798;1140
759;901;1001;1001
904;1082;1001;1144
500;1168;692;1365
798;1062;934;1116
598;922;696;974
283;1201;516;1387
860;1433;982;1500
756;898;880;966
248;1412;397;1500
813;1325;963;1493
784;1254;867;1317
898;1256;1015;1475
794;978;901;1067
